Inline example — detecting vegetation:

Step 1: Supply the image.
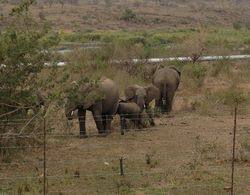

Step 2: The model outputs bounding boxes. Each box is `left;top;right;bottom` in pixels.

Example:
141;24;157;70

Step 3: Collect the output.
0;0;59;161
57;28;250;59
0;0;58;117
0;1;250;194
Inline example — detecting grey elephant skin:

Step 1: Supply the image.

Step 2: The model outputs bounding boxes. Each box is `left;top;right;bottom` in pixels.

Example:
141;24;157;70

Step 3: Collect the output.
152;66;181;113
124;84;160;126
117;101;143;130
65;78;119;137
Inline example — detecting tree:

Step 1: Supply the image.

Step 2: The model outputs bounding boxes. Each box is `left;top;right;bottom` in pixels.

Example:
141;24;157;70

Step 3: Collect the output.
0;0;60;161
0;0;59;123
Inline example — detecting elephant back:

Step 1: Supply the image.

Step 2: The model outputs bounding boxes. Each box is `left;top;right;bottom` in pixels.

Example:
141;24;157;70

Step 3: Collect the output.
153;67;180;90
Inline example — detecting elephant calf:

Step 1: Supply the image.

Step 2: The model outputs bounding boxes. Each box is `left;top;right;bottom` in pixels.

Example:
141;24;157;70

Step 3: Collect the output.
124;84;160;126
116;101;143;130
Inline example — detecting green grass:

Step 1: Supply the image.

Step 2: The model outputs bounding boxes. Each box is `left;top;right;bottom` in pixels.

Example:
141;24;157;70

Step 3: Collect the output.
56;28;250;58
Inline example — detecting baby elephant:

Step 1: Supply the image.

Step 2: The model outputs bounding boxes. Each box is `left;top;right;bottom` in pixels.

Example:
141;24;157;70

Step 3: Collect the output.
117;101;143;131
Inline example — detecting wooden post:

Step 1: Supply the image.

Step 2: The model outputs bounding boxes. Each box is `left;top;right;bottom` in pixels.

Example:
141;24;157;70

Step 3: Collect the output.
231;105;237;195
43;117;46;195
120;117;125;135
120;157;124;176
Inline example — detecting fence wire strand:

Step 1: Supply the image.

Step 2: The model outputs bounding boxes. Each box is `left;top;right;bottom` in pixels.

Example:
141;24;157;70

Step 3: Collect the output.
1;109;250;194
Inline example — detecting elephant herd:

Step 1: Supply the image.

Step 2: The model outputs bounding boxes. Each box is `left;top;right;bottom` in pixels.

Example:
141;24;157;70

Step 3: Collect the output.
65;66;181;138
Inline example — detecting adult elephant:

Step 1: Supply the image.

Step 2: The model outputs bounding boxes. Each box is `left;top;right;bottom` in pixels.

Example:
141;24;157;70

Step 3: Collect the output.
152;66;181;113
65;78;119;137
124;84;160;126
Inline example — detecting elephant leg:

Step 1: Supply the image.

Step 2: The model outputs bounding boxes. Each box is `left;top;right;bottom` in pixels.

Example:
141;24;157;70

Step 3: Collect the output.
166;91;175;112
106;114;113;133
92;110;105;134
155;94;163;110
146;108;155;126
102;115;107;131
162;93;168;113
78;108;87;138
133;116;139;129
133;113;142;129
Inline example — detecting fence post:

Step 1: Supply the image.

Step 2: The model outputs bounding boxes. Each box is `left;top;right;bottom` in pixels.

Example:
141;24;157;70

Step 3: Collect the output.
120;117;125;135
231;105;237;195
119;157;124;176
43;117;46;195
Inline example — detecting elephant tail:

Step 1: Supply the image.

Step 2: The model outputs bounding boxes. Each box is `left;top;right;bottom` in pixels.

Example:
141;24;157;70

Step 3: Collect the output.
162;82;167;112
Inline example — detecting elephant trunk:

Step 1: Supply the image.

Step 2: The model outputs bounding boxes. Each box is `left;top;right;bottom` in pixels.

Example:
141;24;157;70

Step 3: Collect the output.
137;101;145;112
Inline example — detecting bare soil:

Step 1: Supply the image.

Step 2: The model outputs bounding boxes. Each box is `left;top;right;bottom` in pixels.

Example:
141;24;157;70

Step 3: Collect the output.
1;1;250;31
0;105;249;194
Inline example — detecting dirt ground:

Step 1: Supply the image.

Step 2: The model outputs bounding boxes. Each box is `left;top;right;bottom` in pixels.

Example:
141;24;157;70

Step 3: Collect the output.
1;60;250;194
0;106;249;194
1;0;250;31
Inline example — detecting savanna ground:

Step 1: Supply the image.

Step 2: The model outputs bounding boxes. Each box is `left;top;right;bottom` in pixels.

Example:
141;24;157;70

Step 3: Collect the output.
1;0;250;194
1;0;250;31
1;59;250;195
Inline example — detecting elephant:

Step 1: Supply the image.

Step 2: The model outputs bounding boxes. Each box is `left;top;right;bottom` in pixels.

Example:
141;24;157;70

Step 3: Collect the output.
124;84;160;126
116;100;143;131
152;66;181;113
65;78;119;137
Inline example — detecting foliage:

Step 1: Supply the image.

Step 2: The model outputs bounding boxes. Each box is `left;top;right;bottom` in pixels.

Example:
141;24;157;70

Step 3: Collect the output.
203;86;247;111
120;8;137;22
222;87;247;106
209;59;231;77
65;77;104;107
182;63;207;87
0;0;59;161
233;21;242;30
0;0;59;120
58;28;250;59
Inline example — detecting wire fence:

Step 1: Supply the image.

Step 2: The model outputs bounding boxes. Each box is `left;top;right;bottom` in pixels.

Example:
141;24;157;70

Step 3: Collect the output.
0;106;250;194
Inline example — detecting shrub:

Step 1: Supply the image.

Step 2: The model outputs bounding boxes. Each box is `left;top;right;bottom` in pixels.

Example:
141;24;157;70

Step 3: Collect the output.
222;87;246;106
233;21;242;30
198;86;248;116
120;8;136;21
127;36;146;45
0;0;58;161
209;59;231;77
183;63;207;87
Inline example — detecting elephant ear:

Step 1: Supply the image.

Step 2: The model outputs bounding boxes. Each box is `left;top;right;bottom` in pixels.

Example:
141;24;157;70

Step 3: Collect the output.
145;85;160;105
124;85;141;101
169;66;181;77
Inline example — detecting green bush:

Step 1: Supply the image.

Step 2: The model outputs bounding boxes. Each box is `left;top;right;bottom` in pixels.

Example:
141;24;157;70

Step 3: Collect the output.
223;87;246;106
203;87;247;108
233;21;242;30
183;63;207;87
0;0;59;161
127;36;146;45
210;59;231;77
83;33;101;41
120;8;136;21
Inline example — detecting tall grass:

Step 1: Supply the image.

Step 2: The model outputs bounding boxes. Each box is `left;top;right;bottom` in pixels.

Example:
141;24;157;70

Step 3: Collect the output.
57;28;250;58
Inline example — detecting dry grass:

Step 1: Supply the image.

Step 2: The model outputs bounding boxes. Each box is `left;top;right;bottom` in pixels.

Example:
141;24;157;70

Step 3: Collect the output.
1;57;250;194
1;1;250;31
